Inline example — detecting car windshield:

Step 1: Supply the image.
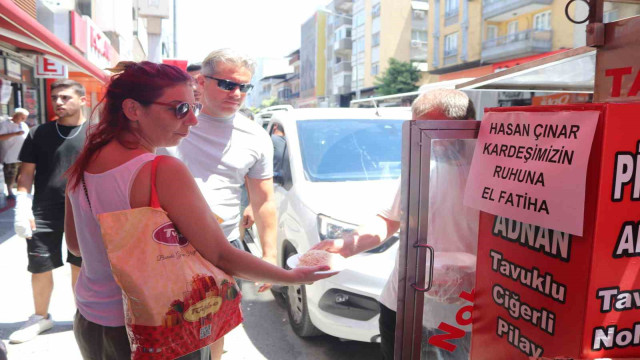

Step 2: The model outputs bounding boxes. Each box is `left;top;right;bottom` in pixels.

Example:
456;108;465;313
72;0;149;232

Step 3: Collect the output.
297;119;403;182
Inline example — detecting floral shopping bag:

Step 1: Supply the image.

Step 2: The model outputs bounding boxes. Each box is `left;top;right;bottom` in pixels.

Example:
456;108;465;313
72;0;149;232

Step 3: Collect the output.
92;156;242;359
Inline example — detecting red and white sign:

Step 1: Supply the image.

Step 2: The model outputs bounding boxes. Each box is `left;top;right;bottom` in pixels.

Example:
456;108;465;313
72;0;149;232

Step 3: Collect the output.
464;110;599;236
70;11;113;69
35;56;68;78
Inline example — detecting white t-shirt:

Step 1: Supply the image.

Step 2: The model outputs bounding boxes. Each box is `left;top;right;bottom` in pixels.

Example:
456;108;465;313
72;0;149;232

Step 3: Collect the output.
0;120;29;163
162;112;273;241
378;141;478;330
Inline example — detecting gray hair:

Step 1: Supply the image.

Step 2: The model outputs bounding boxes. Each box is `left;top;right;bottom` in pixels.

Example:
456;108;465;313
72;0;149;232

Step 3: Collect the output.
412;89;475;120
13;108;29;116
201;48;256;77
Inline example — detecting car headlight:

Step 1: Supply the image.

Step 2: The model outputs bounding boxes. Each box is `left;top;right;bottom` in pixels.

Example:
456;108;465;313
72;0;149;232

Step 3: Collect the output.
316;214;399;253
317;214;357;241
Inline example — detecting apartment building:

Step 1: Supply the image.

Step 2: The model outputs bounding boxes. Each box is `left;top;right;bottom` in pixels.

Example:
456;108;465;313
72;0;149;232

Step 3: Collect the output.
324;0;353;107
427;0;590;80
299;11;327;108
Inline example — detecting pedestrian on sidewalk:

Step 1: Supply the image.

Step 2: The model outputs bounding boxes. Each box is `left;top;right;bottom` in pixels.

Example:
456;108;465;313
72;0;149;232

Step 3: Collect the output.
0;108;29;200
162;49;277;294
64;61;333;360
9;79;87;344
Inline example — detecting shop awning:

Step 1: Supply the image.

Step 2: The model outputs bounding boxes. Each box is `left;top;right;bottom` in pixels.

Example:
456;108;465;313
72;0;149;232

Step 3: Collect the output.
0;1;109;83
455;46;596;93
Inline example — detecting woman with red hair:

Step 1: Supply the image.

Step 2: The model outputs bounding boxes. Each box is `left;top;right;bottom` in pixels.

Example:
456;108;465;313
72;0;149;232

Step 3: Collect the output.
64;61;333;359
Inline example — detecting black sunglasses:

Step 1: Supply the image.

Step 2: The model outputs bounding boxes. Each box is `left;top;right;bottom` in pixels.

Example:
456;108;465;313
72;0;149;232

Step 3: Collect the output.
204;76;254;93
152;101;202;119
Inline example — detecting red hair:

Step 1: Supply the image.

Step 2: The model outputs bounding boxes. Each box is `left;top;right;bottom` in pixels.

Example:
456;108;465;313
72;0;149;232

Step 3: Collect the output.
67;61;192;190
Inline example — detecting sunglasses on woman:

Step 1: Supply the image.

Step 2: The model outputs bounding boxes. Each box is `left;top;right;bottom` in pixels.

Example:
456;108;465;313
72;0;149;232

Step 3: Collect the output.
152;101;202;119
203;76;254;93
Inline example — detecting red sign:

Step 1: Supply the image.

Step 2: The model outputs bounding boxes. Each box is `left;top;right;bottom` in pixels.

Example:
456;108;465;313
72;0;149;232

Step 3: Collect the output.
35;56;67;78
471;104;640;359
70;11;87;54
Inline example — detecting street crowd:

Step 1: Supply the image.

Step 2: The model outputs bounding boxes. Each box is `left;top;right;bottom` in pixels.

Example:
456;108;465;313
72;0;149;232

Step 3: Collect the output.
1;48;477;360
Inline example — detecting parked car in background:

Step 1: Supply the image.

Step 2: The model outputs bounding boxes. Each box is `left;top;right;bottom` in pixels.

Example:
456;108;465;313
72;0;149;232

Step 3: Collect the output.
244;108;411;343
254;105;294;129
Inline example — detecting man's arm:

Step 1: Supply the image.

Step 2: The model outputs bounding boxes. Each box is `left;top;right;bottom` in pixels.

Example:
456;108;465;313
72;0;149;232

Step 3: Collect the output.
0;131;23;141
17;162;35;194
64;190;80;256
245;176;277;263
312;215;400;258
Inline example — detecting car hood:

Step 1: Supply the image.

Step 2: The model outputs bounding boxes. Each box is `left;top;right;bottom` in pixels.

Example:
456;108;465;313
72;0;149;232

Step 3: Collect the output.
295;179;398;226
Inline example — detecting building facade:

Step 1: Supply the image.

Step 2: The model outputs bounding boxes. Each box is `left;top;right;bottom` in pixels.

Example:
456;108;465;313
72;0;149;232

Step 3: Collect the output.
299;11;327;108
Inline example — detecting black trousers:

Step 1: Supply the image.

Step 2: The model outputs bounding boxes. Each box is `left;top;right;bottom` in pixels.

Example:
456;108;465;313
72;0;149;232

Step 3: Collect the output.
379;302;396;360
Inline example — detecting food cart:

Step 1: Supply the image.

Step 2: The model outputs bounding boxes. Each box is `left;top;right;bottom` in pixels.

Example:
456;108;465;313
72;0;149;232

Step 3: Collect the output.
394;1;640;358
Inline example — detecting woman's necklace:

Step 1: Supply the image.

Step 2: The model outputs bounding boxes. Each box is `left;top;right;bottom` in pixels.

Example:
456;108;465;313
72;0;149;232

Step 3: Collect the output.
55;121;83;139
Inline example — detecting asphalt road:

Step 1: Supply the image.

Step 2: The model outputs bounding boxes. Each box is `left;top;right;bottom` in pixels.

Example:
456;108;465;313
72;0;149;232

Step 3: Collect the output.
0;206;381;360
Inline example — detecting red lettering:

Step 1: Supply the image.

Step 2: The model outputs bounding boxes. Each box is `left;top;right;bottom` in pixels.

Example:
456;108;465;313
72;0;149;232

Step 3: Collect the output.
455;305;473;326
428;322;466;352
605;67;632;97
43;58;55;73
628;70;640;97
458;289;474;303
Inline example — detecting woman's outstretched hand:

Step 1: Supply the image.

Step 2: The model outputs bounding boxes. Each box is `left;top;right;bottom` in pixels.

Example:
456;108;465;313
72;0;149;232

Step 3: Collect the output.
288;265;336;285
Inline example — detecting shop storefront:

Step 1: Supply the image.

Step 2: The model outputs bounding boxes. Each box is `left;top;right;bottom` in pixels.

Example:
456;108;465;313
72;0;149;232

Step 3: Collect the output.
0;1;110;123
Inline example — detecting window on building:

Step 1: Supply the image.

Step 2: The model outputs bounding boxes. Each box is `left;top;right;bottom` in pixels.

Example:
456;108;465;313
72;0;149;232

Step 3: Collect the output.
486;25;498;40
444;32;458;57
533;11;551;30
371;46;380;64
507;20;519;41
372;3;381;18
354;11;365;27
372;32;380;47
445;0;458;17
371;62;379;75
412;30;428;42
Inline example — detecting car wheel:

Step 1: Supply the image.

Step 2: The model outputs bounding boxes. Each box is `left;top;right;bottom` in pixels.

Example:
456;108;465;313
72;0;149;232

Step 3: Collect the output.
284;246;323;337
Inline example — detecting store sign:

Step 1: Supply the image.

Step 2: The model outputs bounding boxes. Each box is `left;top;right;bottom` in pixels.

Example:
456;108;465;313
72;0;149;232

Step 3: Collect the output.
70;11;112;69
595;16;640;102
471;104;640;360
35;56;68;78
464;110;599;236
6;59;21;79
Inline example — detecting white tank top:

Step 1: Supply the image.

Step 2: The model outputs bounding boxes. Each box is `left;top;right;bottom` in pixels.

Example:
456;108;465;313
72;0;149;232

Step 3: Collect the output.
68;152;156;326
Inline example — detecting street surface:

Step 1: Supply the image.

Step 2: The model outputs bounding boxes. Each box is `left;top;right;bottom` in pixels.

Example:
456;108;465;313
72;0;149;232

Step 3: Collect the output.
0;207;380;360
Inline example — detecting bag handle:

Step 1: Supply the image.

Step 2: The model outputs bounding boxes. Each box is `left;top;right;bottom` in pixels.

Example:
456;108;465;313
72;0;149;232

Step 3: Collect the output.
149;155;164;209
82;154;165;210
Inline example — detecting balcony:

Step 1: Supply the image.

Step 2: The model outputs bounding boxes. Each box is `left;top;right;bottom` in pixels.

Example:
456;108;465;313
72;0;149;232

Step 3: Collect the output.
333;61;352;73
334;38;352;54
483;0;553;21
410;40;428;61
481;29;552;62
332;15;352;29
334;0;354;13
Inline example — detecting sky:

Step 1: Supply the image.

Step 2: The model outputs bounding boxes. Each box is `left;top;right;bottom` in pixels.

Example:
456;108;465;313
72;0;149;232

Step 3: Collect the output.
175;0;331;64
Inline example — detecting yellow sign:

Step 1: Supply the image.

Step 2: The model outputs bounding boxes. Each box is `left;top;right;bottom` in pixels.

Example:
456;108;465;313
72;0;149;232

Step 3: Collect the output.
183;296;222;322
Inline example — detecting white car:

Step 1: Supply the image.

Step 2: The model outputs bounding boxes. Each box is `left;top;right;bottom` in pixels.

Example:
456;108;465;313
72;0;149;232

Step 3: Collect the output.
254;105;294;129
244;108;411;342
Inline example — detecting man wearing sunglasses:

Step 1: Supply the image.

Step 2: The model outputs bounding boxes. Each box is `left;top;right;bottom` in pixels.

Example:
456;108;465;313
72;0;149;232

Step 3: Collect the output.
163;49;277;294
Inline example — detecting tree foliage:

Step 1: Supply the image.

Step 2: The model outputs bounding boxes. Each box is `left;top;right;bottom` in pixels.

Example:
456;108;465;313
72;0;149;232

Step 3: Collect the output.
375;58;421;95
260;96;280;109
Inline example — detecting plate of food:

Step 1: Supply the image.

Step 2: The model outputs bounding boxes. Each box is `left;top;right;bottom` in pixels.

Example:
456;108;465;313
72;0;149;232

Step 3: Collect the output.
287;250;347;275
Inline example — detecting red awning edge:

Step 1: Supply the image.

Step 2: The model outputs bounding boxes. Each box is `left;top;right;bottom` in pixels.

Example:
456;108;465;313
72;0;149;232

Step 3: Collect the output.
0;1;109;84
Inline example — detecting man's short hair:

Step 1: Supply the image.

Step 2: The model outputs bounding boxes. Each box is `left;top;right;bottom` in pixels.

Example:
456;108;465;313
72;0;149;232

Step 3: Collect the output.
201;48;256;77
186;63;202;73
50;79;86;97
13;108;29;117
412;89;475;120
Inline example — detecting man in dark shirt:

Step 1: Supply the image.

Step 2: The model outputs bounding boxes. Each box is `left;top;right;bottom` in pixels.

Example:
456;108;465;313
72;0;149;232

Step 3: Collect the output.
10;79;87;344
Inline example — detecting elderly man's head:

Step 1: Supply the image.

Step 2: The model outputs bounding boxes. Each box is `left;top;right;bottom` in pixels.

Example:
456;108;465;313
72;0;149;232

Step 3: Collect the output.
411;89;475;121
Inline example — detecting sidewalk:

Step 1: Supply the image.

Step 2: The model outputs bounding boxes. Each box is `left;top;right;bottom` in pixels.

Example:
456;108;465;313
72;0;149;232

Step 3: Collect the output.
0;205;81;360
